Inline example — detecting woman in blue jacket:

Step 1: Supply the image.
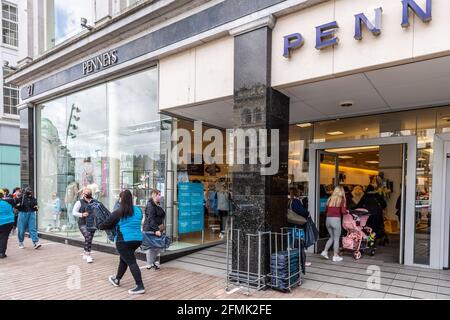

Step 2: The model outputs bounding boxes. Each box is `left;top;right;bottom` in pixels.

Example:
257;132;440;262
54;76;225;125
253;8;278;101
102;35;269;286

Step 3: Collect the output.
98;189;145;295
0;189;16;258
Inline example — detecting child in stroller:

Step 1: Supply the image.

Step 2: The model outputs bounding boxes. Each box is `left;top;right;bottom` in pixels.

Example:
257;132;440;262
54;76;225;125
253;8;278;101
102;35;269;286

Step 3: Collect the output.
341;209;376;260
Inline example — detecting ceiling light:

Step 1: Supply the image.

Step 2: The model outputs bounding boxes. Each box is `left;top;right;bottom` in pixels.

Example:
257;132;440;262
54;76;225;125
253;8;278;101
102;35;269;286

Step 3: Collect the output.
418;157;426;161
326;146;379;153
296;123;312;128
366;160;379;164
327;131;345;136
339;156;353;159
340;101;354;108
442;116;450;122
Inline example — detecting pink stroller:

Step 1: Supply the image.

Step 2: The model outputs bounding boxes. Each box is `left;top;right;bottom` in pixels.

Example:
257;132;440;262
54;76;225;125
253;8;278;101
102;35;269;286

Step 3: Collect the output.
341;209;376;260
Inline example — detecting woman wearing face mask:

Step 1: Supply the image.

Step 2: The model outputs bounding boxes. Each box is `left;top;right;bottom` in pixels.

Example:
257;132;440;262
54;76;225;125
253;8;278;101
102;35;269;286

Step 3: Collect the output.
143;189;166;270
72;187;95;263
16;187;41;250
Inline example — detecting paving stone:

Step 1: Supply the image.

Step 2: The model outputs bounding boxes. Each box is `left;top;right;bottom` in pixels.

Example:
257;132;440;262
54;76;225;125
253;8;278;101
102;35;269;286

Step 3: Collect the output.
387;286;412;297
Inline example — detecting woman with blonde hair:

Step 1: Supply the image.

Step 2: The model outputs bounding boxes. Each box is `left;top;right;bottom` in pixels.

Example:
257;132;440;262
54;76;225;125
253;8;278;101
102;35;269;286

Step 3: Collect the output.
321;186;347;262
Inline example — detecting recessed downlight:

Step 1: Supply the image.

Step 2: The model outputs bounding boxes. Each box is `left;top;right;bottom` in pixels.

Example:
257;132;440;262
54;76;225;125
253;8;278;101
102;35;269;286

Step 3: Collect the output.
327;131;345;136
340;101;354;108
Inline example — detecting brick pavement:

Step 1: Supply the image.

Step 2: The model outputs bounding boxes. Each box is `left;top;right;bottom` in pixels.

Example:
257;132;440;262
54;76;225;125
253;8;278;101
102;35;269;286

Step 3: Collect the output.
0;238;340;300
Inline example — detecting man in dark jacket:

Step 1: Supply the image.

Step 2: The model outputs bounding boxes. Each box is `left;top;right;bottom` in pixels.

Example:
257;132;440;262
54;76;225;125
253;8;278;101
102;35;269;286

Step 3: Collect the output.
357;185;388;246
143;189;166;270
16;187;41;249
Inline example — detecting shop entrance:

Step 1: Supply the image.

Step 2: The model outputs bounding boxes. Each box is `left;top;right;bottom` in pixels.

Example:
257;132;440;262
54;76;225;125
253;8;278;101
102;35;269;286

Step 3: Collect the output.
309;136;417;266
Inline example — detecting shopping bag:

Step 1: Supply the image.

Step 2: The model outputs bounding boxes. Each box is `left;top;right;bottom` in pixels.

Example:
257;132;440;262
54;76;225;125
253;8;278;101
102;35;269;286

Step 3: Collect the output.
304;217;319;249
141;232;171;250
287;200;307;225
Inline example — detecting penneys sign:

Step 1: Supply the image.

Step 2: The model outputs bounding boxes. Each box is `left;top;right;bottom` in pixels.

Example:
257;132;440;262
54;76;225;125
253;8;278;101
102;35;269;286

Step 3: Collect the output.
283;0;432;58
82;49;119;75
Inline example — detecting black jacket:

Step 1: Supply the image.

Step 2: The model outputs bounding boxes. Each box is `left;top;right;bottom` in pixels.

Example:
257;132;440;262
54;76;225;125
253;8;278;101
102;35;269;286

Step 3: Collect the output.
143;199;166;232
16;195;38;212
357;192;386;216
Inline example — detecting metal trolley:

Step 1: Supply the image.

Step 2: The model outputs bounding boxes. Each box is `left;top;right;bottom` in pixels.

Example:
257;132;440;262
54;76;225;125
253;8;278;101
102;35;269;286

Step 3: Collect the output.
225;226;306;295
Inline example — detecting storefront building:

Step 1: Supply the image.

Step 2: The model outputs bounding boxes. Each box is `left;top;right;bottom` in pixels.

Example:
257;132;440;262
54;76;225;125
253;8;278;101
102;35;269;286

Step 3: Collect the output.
5;0;450;269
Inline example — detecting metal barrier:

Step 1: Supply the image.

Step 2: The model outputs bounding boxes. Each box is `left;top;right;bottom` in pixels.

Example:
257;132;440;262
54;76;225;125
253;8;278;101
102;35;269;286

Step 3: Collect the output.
225;226;305;295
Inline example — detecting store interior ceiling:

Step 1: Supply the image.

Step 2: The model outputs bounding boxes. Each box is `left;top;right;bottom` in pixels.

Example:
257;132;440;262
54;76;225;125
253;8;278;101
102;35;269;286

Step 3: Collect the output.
168;55;450;130
323;146;380;171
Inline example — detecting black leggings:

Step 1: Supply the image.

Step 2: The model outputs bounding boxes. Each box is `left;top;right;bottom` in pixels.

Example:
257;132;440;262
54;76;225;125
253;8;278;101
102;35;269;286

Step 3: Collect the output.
79;225;95;253
0;223;14;255
116;241;143;287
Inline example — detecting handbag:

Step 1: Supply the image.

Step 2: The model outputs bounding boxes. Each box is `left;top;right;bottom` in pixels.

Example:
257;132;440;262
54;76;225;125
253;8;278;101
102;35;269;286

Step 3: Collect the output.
287;199;307;225
304;216;319;249
141;232;171;250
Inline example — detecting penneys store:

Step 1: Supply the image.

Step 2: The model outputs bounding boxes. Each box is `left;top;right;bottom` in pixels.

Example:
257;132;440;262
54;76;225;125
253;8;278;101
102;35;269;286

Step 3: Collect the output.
6;0;450;269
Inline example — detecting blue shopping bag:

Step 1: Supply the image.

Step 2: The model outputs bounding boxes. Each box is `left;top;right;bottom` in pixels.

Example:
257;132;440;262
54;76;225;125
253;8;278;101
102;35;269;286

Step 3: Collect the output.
141;232;171;250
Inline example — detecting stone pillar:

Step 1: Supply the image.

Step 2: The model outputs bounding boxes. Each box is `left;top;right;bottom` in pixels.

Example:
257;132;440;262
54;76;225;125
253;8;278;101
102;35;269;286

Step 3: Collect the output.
230;16;290;279
19;104;34;189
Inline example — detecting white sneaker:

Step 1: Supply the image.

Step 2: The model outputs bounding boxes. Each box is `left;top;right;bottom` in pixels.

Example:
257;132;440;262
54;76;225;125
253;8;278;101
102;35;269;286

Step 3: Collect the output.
305;261;312;267
19;243;24;249
332;255;343;262
320;251;329;259
86;256;94;263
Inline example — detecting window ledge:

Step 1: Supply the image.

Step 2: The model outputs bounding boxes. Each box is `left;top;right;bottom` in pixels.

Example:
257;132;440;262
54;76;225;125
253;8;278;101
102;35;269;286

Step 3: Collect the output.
0;114;19;121
1;43;19;51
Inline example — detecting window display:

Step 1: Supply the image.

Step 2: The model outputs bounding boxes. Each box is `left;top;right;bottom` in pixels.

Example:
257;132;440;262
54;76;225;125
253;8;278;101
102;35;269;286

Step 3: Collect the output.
36;68;166;243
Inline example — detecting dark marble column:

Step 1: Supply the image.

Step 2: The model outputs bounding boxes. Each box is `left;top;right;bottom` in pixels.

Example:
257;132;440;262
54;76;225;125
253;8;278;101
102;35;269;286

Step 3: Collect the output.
19;105;34;189
231;25;290;279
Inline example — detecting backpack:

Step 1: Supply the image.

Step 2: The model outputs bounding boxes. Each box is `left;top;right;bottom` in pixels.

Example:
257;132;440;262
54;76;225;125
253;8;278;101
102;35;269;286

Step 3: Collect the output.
86;200;116;241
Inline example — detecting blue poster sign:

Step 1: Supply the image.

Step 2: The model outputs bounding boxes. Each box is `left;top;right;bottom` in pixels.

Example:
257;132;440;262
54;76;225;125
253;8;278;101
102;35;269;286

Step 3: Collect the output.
178;182;204;234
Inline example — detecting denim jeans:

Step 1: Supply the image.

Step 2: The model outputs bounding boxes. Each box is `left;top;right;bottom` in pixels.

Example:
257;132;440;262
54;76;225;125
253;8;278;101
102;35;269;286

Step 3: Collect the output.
18;211;39;244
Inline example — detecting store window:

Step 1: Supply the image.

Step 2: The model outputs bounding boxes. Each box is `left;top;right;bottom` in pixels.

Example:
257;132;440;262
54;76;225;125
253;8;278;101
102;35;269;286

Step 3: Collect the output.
172;119;230;250
3;67;19;115
45;0;93;50
36;68;167;243
2;2;18;47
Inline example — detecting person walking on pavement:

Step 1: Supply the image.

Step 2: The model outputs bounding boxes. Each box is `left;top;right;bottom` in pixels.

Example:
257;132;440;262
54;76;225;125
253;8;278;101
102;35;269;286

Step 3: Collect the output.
72;187;96;263
0;189;15;258
321;186;347;262
98;189;145;295
10;187;20;235
143;189;166;271
16;187;41;249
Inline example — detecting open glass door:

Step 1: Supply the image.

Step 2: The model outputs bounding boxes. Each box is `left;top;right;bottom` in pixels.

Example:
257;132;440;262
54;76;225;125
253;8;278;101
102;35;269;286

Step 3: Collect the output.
316;150;339;252
398;144;407;264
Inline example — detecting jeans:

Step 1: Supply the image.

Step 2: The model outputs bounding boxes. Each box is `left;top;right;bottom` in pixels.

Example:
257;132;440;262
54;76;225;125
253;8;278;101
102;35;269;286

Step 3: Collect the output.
324;217;342;255
116;241;143;287
17;212;39;244
218;210;228;232
0;223;14;255
79;225;95;253
146;248;161;265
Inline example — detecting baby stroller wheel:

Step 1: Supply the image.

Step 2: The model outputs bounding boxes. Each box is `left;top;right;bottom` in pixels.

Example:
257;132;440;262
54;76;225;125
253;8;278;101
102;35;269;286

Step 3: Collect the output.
370;249;376;256
353;251;362;260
